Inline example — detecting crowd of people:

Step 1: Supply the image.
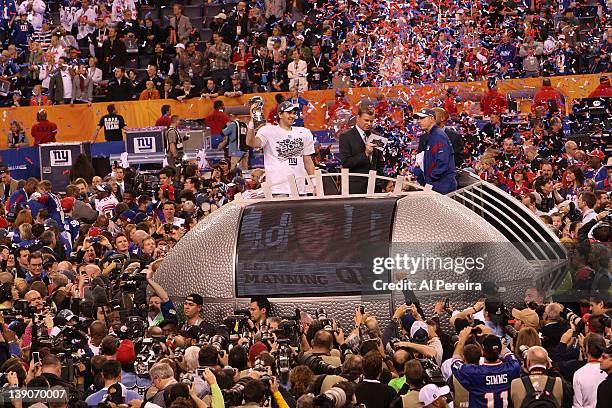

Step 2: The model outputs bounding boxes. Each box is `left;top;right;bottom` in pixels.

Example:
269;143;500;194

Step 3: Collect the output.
0;90;608;407
0;0;609;407
0;0;610;106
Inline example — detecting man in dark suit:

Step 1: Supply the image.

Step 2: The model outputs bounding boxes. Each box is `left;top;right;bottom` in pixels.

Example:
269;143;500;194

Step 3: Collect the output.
339;104;384;194
0;165;19;204
106;67;133;101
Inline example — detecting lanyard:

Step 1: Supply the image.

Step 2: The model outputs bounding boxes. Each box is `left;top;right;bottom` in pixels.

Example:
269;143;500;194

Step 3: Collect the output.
98;28;107;43
312;54;322;68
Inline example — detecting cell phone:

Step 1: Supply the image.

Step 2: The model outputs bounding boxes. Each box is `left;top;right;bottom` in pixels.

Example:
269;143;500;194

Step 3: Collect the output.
444;298;450;309
164;224;171;233
196;368;205;377
359;305;365;315
32;352;40;364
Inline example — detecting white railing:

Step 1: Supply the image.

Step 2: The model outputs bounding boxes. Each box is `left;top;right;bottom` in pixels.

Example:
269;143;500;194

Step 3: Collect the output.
234;169;428;201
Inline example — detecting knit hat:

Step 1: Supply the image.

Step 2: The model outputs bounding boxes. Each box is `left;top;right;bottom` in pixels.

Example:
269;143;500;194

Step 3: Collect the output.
249;341;268;366
116;339;136;365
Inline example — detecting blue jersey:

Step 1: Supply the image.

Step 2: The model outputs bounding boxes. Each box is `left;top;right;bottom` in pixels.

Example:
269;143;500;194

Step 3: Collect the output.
64;216;80;242
451;353;520;408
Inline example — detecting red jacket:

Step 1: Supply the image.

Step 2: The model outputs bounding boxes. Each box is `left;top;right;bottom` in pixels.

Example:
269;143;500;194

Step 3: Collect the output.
532;86;565;115
155;114;172;127
31;119;58;145
29;95;50;106
588;83;612;98
480;90;507;116
205;110;231;135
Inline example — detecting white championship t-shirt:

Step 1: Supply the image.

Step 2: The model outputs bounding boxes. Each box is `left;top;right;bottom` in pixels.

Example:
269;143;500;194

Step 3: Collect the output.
256;124;315;194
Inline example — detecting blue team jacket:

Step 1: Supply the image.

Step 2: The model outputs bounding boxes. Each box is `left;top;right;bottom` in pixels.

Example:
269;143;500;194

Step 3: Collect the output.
423;125;457;194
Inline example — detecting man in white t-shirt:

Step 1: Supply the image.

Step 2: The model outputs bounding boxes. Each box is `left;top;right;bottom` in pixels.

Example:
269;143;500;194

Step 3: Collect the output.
247;100;316;195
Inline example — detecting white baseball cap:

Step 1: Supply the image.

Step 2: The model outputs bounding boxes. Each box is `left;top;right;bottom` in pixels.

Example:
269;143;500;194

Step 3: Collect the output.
419;384;450;406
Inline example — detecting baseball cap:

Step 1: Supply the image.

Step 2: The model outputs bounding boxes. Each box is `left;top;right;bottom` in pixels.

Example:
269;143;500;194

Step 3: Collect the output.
60;196;75;212
133;212;148;224
119;210;136;223
96;183;112;193
413;108;436;119
179;325;201;339
511;308;539;330
419;384;450;406
174;43;185;50
587;149;605;160
295;34;304;41
410;320;429;344
185;293;204;306
485;298;506;325
214;12;227;19
117;339;136;365
482;334;502;354
106;383;125;404
605;157;612;168
8;320;27;338
279;100;299;112
57;309;78;322
44;218;60;230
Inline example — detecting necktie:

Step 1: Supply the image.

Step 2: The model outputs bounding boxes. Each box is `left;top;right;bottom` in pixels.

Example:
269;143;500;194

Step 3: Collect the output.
363;130;370;144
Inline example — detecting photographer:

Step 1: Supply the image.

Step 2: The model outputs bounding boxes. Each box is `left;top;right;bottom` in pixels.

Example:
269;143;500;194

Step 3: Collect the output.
390;359;425;408
391;320;443;366
179;293;215;337
509;346;569;408
41;354;82;401
249;296;270;331
145;362;177;408
234;378;268;408
143;264;177;327
310;330;341;368
355;350;396;408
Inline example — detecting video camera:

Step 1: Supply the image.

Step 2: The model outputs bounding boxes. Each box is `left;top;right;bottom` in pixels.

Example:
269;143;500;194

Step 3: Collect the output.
116;316;147;340
223;311;251;343
210;325;230;353
135;336;166;377
315;308;335;333
272;318;301;348
119;270;148;293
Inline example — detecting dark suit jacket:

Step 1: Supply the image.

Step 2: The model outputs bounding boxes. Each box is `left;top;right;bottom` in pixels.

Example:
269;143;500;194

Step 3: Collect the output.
48;70;66;104
338;126;383;194
541;321;569;352
107;78;133;101
0;179;19;202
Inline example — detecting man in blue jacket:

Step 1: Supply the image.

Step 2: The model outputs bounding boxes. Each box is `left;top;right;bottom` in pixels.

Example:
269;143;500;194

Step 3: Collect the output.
413;108;457;194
